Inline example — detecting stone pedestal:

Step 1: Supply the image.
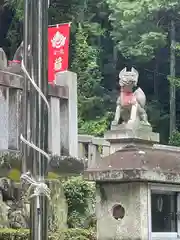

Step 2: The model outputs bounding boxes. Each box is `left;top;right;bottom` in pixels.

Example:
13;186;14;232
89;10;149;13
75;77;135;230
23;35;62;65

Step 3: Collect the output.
85;141;180;240
85;123;176;240
104;122;159;154
96;182;149;240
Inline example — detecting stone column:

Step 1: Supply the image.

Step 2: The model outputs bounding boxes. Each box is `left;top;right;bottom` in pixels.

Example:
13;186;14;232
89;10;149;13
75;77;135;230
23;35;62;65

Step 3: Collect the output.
60;99;69;154
8;88;21;150
56;71;78;158
0;86;9;150
102;146;110;157
49;97;61;156
0;49;9;150
88;143;101;168
78;142;87;159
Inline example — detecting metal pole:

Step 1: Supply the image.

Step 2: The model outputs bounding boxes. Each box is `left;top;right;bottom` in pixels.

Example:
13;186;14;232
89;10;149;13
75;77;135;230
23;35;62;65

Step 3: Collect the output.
21;0;29;174
21;0;49;239
30;0;49;239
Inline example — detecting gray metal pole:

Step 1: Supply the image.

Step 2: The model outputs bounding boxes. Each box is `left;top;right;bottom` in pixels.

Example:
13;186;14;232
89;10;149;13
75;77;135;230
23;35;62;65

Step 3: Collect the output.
21;0;49;239
21;0;29;174
30;0;49;239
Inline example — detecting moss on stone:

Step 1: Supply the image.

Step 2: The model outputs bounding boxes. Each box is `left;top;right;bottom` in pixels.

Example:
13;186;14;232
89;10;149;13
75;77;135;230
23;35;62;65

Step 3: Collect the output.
47;172;59;179
7;169;21;182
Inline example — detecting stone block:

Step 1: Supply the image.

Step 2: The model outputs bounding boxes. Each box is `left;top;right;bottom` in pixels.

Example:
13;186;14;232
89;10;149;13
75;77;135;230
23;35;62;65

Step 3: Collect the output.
105;123;159;154
0;87;9;150
47;179;68;231
60;99;69;154
8;89;21;150
96;182;149;240
49;97;61;155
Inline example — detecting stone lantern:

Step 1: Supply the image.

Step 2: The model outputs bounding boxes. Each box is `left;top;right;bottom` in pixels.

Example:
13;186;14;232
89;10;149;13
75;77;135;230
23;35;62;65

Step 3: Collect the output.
85;68;180;240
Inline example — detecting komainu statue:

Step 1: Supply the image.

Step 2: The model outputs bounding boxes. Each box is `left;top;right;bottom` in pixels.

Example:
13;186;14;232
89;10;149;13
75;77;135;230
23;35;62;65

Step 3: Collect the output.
112;67;150;126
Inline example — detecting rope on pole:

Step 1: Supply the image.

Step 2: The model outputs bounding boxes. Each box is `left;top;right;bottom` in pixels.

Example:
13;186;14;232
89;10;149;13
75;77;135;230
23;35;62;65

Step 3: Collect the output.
20;51;51;226
21;172;51;201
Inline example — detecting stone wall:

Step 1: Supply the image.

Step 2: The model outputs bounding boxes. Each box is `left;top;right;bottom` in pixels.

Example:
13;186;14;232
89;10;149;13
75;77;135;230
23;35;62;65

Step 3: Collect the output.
78;134;110;168
0;48;78;158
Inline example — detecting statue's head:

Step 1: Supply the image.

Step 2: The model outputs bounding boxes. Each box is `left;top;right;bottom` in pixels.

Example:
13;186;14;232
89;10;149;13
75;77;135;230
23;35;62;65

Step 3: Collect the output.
119;67;139;87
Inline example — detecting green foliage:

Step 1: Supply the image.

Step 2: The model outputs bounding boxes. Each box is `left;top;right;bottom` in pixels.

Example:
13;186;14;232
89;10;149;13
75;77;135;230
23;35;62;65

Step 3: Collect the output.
63;177;94;214
0;228;95;240
50;228;96;240
0;229;29;240
7;169;20;181
167;75;180;88
71;24;104;120
4;0;23;20
107;0;179;60
169;130;180;146
63;177;95;228
71;23;112;136
78;112;113;137
175;42;180;56
146;100;169;143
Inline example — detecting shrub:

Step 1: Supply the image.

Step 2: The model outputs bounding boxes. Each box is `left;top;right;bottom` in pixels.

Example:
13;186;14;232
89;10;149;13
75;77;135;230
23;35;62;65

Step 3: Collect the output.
169;130;180;146
62;177;95;228
0;228;96;240
50;228;96;240
0;229;29;240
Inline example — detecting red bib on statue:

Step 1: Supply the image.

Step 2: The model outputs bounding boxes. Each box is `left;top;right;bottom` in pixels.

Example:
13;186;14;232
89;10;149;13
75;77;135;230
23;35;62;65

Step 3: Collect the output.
121;91;136;106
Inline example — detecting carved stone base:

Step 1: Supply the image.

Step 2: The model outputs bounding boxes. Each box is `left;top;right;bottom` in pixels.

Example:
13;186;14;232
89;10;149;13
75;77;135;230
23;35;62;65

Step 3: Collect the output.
105;122;159;154
111;120;152;131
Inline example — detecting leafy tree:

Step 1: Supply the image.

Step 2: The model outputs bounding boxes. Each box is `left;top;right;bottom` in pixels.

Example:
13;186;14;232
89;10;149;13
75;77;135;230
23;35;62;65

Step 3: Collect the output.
107;0;180;60
71;23;112;135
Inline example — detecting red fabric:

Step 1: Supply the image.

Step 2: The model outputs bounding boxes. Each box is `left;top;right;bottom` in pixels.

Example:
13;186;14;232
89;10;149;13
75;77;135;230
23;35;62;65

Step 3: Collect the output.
48;23;70;83
121;90;136;106
9;60;21;65
12;60;21;63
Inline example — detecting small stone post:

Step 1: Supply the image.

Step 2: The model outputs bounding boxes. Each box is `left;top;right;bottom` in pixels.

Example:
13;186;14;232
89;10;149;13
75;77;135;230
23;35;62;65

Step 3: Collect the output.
56;71;78;157
0;49;9;150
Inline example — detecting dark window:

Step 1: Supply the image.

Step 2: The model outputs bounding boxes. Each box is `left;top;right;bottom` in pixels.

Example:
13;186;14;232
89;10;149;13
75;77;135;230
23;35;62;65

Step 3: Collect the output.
151;192;177;232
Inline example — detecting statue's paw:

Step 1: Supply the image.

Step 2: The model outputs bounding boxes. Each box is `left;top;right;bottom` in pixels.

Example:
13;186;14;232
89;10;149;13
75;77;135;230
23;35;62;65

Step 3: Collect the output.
127;119;134;124
142;121;151;126
111;120;118;126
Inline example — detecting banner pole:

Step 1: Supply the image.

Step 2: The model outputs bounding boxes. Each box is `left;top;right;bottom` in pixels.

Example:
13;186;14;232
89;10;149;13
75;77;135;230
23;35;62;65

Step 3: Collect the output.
48;22;72;28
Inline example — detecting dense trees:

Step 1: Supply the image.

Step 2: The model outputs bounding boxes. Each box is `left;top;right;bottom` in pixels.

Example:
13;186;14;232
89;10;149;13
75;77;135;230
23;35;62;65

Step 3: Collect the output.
1;0;180;144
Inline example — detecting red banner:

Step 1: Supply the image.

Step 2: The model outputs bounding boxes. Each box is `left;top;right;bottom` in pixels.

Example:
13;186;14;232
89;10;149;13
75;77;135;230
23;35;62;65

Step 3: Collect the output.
48;23;70;83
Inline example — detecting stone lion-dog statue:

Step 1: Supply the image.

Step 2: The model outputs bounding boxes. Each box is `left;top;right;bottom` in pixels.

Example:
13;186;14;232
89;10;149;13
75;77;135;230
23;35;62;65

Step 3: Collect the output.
112;67;150;126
